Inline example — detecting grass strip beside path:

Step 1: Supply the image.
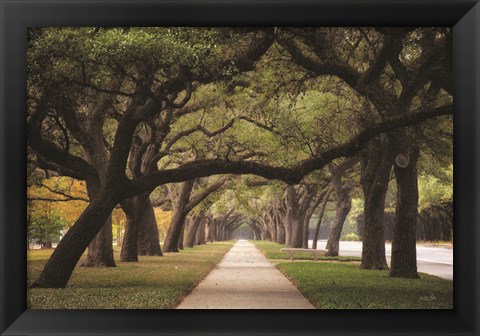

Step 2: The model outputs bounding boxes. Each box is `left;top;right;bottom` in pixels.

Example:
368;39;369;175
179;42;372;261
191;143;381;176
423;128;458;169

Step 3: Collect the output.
28;241;234;309
253;240;361;262
252;241;453;309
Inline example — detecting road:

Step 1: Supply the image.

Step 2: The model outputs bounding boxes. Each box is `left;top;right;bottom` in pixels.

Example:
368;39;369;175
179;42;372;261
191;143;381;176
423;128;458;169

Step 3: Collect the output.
310;240;453;280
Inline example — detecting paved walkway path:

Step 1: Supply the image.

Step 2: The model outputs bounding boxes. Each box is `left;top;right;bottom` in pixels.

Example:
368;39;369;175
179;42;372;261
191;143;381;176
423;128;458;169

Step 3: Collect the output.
177;240;314;309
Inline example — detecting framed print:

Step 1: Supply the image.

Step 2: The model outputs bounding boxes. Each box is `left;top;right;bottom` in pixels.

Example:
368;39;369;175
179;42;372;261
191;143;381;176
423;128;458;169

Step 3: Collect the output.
1;0;479;335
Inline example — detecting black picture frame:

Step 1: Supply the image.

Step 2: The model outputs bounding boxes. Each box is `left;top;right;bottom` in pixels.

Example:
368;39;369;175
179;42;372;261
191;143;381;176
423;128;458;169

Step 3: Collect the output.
1;1;478;335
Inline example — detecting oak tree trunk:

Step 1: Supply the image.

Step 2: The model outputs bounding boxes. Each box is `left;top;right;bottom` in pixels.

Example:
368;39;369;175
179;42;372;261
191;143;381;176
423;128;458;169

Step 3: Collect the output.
185;216;202;248
82;137;116;267
137;198;162;256
276;221;286;244
82;215;116;267
287;185;303;248
360;136;391;270
312;187;332;250
82;178;116;267
178;226;185;250
325;179;352;256
195;218;207;245
206;219;214;242
389;136;420;279
302;217;310;249
31;191;120;288
163;180;195;252
163;211;189;252
120;194;150;261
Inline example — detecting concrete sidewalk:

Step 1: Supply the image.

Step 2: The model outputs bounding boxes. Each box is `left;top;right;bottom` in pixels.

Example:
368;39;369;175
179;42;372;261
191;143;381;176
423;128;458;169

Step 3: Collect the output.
177;240;315;309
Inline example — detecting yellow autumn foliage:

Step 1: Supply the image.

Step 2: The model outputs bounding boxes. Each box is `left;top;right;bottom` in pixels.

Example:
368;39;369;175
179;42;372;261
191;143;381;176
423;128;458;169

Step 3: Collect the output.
28;176;173;243
27;177;89;229
154;208;173;242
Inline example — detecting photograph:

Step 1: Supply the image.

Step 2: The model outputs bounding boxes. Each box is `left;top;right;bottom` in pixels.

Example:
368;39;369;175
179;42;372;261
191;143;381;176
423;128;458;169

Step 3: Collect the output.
1;1;479;334
26;26;454;309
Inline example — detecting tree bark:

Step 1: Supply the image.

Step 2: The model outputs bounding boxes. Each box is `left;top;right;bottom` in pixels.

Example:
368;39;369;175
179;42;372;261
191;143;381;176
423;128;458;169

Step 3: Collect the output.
301;218;310;248
325;158;357;256
164;210;189;252
249;220;262;241
276;221;286;244
284;212;292;246
302;186;327;248
185;216;203;248
82;216;115;266
389;135;420;278
120;194;148;262
195;217;207;245
266;210;277;243
82;118;118;267
206;217;214;242
360;136;391;270
273;205;286;244
82;177;116;267
163;180;195;252
312;187;333;249
286;185;303;248
121;192;163;260
178;225;185;250
137;198;162;256
325;179;352;256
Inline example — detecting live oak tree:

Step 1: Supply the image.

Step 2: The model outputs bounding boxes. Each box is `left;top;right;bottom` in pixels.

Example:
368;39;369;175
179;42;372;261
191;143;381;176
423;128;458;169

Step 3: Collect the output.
277;27;452;278
163;176;227;252
28;27;280;288
325;157;359;256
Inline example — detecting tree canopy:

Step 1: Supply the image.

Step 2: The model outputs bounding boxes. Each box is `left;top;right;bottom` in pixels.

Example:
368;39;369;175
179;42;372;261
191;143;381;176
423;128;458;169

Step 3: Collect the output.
27;27;453;288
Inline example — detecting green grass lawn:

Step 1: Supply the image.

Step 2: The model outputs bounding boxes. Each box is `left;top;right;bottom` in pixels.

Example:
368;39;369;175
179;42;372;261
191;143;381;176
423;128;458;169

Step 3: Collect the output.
252;241;453;309
28;242;234;309
252;240;361;262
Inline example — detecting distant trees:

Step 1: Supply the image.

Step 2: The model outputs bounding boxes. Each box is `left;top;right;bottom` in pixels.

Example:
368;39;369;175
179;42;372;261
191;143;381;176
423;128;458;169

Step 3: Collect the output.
28;210;66;249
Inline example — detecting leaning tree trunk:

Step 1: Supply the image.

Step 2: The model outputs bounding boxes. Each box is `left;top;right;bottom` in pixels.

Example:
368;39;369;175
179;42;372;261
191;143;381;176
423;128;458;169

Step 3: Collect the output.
206;218;215;242
195;217;207;246
82;178;116;267
360;136;391;270
286;185;304;248
249;221;261;241
389;136;420;279
163;210;189;252
284;216;292;246
137;198;162;256
81;135;117;268
276;221;286;244
266;211;277;243
312;187;332;249
273;206;286;244
31;190;120;288
325;179;352;256
302;217;310;249
185;216;203;248
301;187;326;249
163;180;195;252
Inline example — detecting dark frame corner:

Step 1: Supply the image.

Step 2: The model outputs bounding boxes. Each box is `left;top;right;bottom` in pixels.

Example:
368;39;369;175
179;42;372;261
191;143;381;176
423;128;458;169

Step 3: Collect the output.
1;1;479;335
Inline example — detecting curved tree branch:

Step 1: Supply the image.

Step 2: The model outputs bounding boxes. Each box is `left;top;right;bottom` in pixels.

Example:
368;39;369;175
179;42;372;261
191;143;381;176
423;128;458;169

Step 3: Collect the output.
126;103;452;197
